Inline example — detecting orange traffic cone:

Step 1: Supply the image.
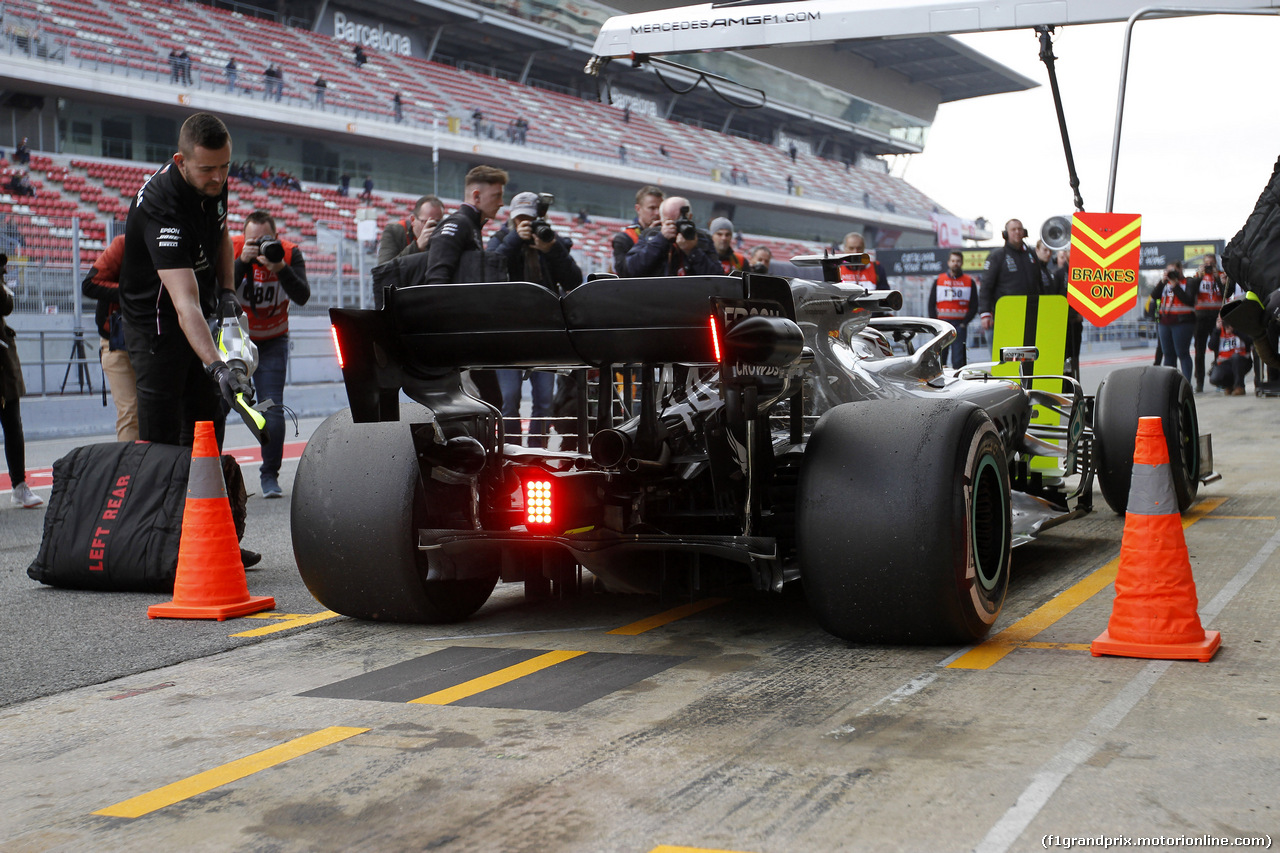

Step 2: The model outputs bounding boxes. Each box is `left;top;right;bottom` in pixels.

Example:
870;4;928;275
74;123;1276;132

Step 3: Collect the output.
1091;416;1220;661
148;421;275;621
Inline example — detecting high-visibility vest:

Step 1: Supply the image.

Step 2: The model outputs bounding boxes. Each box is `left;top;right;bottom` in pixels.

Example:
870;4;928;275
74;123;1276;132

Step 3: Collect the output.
840;263;879;287
1195;275;1223;311
934;273;974;320
231;235;296;340
720;250;746;275
1160;284;1195;317
1217;331;1246;362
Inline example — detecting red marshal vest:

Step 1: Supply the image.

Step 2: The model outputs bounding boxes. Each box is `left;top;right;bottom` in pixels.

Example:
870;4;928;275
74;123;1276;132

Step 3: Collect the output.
231;235;296;340
934;273;974;320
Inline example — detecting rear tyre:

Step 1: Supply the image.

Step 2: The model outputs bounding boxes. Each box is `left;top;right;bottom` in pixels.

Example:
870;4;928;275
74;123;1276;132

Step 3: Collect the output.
797;400;1012;644
1094;366;1199;514
291;404;497;622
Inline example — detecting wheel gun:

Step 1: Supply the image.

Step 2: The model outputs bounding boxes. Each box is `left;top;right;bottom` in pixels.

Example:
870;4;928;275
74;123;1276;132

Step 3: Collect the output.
213;302;272;445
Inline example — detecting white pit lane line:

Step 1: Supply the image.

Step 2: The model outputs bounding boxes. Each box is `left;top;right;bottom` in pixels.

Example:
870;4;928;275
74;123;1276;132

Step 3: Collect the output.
975;526;1280;853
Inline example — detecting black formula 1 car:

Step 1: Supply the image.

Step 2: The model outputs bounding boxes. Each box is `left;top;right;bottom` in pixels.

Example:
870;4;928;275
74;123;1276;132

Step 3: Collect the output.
292;257;1214;644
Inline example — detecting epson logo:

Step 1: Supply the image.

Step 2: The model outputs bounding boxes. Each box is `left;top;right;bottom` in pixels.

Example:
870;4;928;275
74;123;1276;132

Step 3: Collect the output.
333;11;411;56
632;11;819;34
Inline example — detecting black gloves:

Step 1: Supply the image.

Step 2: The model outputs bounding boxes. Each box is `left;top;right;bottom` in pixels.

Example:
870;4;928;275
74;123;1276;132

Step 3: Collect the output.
206;359;253;408
217;288;242;319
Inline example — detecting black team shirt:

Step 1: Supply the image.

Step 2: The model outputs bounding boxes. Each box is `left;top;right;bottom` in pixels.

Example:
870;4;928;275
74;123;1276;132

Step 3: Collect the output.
119;161;228;338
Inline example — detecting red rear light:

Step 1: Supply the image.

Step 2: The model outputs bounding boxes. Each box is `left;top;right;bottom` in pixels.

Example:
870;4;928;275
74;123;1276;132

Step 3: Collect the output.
330;325;345;369
524;479;554;528
709;314;722;362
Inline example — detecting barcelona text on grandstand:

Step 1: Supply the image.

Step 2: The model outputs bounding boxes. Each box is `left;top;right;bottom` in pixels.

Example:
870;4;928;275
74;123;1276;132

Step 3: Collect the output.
1042;833;1273;849
631;12;820;34
332;12;411;56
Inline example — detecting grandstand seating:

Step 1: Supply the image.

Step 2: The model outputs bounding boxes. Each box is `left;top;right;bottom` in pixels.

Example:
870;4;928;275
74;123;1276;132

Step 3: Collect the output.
14;0;945;221
3;151;825;278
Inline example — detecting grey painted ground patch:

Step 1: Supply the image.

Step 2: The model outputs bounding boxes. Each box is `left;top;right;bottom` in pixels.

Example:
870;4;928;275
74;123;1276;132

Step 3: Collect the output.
299;646;689;710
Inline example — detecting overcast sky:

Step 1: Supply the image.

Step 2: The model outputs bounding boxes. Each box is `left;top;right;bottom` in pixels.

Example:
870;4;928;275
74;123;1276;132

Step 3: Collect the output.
903;12;1279;247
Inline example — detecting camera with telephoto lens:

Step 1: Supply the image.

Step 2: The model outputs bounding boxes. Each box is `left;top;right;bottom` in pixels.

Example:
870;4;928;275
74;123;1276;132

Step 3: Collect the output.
256;236;285;264
676;205;697;241
531;193;556;243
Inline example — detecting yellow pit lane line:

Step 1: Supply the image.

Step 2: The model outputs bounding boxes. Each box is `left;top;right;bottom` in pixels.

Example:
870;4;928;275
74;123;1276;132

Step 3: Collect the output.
948;496;1226;670
94;726;368;819
409;650;588;705
608;598;730;635
650;846;757;853
230;610;341;637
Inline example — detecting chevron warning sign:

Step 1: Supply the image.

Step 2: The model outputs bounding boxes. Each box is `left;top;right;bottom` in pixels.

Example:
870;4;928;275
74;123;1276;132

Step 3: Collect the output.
1068;212;1141;326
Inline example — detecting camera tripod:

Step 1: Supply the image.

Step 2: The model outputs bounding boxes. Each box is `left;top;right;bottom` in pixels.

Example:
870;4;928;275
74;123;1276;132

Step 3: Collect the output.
60;328;94;394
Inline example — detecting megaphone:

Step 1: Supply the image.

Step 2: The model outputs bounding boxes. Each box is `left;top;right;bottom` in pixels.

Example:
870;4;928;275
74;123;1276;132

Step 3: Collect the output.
1041;215;1072;252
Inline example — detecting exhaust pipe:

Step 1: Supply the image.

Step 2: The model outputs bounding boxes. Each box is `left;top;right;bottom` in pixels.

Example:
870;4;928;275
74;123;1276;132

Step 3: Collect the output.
590;428;632;468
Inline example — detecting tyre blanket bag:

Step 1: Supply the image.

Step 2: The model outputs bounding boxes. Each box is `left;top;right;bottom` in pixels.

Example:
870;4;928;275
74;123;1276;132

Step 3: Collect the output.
27;441;247;592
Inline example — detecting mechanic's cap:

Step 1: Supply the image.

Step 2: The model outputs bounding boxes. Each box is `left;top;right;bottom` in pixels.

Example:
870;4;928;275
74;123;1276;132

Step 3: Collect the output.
710;217;734;235
508;192;540;219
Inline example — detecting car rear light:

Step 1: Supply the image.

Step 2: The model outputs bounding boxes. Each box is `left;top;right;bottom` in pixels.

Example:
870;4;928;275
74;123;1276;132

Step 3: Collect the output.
709;314;722;363
524;479;554;528
330;325;345;369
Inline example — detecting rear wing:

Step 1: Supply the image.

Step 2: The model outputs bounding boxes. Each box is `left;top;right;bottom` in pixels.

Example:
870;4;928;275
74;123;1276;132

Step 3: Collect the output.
330;273;796;419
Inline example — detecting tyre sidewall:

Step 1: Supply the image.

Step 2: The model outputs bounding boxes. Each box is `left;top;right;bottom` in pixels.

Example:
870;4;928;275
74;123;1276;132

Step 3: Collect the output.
1094;366;1199;513
797;400;1011;644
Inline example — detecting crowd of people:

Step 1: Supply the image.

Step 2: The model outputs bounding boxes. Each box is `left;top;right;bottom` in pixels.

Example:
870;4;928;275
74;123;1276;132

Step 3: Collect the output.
229;162;302;192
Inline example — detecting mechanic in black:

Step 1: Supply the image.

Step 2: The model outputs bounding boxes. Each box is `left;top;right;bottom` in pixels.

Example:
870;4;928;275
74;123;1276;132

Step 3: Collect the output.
119;112;251;450
611;185;663;276
979;218;1040;331
1049;247;1085;378
424;164;509;410
623;195;721;278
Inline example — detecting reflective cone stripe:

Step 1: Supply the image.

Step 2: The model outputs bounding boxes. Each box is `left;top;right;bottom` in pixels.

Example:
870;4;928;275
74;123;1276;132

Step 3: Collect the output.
1109;513;1204;644
148;421;274;621
1092;417;1220;661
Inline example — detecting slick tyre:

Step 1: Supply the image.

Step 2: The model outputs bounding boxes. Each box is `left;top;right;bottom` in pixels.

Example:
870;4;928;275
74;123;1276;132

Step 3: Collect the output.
797;400;1012;644
291;404;496;622
1094;366;1200;514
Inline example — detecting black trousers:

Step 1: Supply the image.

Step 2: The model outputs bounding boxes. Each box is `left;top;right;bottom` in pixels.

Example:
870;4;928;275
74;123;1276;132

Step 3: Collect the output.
1210;355;1251;390
1193;311;1218;387
127;330;226;449
1;395;26;485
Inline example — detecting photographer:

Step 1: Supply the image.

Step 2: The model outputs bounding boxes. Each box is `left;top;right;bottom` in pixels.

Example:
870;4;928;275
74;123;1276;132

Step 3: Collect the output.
623;196;721;278
488;192;583;448
1151;266;1196;383
749;246;772;274
1190;254;1225;392
376;194;444;267
233;210;309;498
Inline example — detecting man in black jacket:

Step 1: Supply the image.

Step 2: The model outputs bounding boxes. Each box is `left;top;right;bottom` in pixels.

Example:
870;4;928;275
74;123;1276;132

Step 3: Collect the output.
611;185;663;276
623;196;721;278
118;112;250;450
488;192;583;447
979;218;1040;331
424;164;509;408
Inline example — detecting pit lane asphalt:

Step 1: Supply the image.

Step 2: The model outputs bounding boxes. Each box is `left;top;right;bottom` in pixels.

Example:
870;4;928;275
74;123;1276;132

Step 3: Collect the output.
2;348;1277;852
